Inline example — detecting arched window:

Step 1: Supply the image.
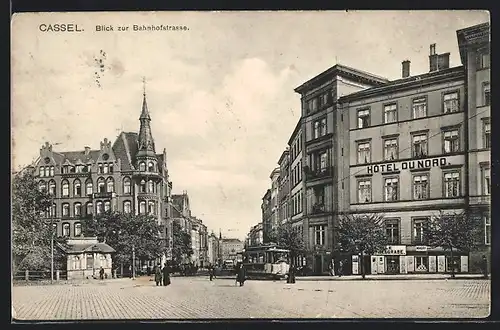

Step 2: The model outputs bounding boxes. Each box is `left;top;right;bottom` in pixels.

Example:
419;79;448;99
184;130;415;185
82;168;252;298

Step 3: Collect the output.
52;223;58;236
106;177;114;193
50;203;56;217
148;180;154;193
86;179;93;195
109;163;114;173
73;179;81;197
48;180;56;196
96;201;103;215
38;180;46;192
62;203;70;217
39;167;44;177
148;161;155;172
140;180;146;193
139;201;146;214
148;201;155;215
50;166;54;176
104;201;111;212
86;202;93;216
74;203;82;217
104;164;109;174
98;164;103;174
97;177;105;193
62;223;70;237
44;167;50;177
123;177;131;194
74;223;82;236
139;162;146;171
61;180;69;197
123;201;131;214
72;255;81;270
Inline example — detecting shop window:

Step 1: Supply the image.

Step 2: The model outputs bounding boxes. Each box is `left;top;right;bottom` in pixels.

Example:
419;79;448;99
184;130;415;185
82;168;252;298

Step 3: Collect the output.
357;179;371;203
445;256;461;273
415;256;428;272
413;174;429;200
443;129;460;154
412;97;427;119
444;171;460;198
357;108;370;128
443;91;459;113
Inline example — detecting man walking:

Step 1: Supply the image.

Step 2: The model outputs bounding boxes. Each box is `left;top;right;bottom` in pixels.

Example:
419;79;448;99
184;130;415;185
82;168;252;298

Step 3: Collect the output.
162;263;171;286
208;264;214;281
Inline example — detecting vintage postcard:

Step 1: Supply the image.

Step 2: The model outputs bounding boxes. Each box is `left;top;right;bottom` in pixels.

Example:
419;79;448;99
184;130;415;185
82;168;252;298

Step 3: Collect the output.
11;10;491;320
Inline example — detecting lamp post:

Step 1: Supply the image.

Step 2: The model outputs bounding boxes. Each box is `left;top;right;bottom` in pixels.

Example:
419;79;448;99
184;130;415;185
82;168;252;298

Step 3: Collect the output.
132;244;136;279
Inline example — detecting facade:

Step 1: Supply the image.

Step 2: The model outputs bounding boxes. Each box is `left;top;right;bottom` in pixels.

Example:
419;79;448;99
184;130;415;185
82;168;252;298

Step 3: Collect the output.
36;89;173;268
207;232;220;265
277;150;290;225
261;189;272;243
269;168;281;234
294;64;388;275
247;223;264;247
221;238;245;263
64;237;115;280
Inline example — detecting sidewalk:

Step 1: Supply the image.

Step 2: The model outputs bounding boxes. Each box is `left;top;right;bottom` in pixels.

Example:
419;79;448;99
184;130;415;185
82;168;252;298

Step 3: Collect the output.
295;273;488;281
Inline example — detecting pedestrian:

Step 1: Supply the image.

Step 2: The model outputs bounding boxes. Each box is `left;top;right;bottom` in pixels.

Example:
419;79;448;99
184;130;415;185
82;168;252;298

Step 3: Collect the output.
236;263;247;287
208;264;214;281
99;267;105;280
481;255;488;279
338;260;343;277
162;263;171;286
154;264;162;286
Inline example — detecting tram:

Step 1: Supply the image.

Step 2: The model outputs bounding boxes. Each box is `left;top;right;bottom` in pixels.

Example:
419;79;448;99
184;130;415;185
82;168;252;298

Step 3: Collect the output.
242;243;290;280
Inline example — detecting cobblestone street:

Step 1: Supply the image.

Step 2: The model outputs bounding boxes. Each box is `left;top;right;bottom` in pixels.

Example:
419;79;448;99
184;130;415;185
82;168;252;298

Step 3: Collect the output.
12;277;490;320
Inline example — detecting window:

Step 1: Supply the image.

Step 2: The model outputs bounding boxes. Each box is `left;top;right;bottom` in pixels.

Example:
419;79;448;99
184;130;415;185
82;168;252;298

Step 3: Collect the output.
104;201;111;212
314;225;326;246
96;201;103;215
62;223;70;237
98;164;103;174
443;129;460;154
139;201;146;214
384;177;399;201
383;138;398;161
148;161;155;172
444;172;460;197
480;52;490;69
86;179;93;195
148;201;156;215
443;92;459;113
38;180;46;192
123;201;131;214
103;164;109;174
139;162;146;171
358;179;371;203
106;178;114;193
86;202;93;216
148;180;154;193
483;120;490;148
313;118;327;139
39;167;44;177
109;164;114;173
97;178;105;193
61;180;69;197
44;167;50;177
385;219;400;244
48;180;56;196
484;214;491;245
49;166;54;177
412;133;428;158
482;167;491;195
72;256;81;270
357;141;371;164
123;177;131;194
357;109;370;128
413;218;428;244
415;257;428;272
483;82;490;106
140;180;146;193
73;179;82;197
86;254;94;270
413;174;429;200
74;203;82;217
62;203;70;217
50;204;56;217
74;223;82;236
306;98;318;114
412;97;427;119
384;103;397;123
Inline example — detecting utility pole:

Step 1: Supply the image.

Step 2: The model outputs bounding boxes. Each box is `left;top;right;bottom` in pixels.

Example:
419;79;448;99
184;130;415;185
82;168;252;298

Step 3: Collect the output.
132;244;136;279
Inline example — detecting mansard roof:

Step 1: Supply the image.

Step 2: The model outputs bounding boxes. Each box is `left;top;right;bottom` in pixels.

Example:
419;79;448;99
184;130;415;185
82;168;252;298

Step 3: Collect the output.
112;132;138;171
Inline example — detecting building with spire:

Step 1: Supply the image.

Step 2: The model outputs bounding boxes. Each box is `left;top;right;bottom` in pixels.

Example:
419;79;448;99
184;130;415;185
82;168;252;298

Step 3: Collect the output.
33;83;174;278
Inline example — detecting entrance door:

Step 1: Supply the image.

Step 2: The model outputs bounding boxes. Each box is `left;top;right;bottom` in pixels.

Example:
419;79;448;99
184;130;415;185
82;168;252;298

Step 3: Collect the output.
314;255;322;275
386;256;400;274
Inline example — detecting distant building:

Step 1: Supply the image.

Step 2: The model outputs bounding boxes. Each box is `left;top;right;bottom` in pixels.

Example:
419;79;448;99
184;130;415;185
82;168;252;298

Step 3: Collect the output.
247;223;264;247
221;238;244;263
207;232;220;265
261;189;272;243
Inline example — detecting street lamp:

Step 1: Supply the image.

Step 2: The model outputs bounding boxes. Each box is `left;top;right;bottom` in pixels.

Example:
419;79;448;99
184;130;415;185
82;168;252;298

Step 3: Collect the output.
132;244;136;280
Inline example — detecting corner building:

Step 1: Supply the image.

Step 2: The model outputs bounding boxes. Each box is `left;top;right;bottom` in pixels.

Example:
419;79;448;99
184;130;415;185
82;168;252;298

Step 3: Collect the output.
35;90;173;266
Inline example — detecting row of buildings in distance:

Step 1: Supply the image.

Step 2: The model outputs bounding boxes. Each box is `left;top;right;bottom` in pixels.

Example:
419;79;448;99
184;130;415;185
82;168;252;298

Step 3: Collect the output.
248;22;490;276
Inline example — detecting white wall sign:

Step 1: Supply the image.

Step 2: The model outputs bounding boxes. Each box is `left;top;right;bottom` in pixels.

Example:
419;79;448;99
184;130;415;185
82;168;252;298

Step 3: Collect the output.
429;256;437;273
399;256;407;274
352;255;359;275
406;256;415;272
384;245;407;255
437;255;446;272
415;246;428;252
367;157;447;174
461;256;469;273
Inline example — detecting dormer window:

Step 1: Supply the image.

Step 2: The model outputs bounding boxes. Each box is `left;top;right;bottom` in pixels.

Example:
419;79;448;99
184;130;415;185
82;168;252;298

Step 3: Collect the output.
104;164;109;174
109;164;114;173
49;166;54;177
98;164;103;174
44;167;50;177
148;161;155;172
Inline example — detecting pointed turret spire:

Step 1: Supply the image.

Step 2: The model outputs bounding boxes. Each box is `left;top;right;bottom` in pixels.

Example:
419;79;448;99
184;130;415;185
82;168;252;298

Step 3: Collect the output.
136;77;156;157
140;77;151;120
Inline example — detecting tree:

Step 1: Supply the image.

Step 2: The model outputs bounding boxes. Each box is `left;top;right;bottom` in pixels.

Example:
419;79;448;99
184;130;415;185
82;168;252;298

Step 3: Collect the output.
171;221;193;265
272;221;305;283
336;213;388;279
81;211;167;269
426;210;482;278
12;170;67;273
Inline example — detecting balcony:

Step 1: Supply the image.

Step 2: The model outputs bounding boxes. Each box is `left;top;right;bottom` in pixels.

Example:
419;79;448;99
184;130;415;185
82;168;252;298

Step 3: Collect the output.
305;166;333;181
132;170;163;180
311;203;328;215
93;192;115;199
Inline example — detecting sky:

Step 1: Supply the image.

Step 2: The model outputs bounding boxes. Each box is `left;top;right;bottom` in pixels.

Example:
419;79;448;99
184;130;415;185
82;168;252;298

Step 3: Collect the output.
11;11;489;240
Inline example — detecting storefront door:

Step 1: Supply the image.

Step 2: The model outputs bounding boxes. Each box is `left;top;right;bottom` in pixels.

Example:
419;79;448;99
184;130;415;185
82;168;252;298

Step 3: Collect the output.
314;255;322;275
386;256;400;274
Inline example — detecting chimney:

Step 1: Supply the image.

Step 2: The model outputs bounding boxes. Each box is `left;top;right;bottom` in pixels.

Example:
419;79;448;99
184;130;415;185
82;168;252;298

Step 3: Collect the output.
84;146;91;155
429;43;438;72
402;60;411;78
437;53;450;70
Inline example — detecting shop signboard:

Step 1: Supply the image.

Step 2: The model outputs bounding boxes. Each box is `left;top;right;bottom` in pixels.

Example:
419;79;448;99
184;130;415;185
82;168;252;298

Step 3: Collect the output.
371;256;378;274
437;255;446;272
406;256;415;272
377;256;385;274
399;256;407;274
384;245;407;255
429;256;437;273
461;256;468;273
352;255;359;275
415;246;428;252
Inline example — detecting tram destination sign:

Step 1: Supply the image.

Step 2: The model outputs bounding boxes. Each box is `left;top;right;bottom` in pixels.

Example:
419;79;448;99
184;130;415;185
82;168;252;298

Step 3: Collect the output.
367;157;448;174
